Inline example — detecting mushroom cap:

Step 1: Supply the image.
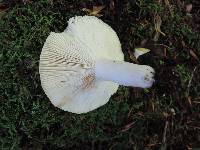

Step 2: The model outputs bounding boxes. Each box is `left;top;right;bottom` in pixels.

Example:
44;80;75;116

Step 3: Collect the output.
39;16;124;114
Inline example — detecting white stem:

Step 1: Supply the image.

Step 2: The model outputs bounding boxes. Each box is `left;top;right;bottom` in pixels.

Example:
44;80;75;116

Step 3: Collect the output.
95;59;155;88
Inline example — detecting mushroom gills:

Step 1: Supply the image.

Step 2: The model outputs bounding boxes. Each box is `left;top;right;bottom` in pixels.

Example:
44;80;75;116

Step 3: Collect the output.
39;16;155;114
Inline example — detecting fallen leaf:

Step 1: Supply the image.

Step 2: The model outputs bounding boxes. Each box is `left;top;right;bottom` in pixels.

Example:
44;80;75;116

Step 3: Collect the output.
153;14;166;41
82;5;105;17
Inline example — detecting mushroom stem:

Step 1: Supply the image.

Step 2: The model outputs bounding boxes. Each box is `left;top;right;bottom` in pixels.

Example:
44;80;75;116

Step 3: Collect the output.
95;59;154;88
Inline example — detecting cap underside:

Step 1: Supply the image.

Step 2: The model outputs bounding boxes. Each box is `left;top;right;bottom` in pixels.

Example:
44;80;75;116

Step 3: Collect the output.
39;16;124;113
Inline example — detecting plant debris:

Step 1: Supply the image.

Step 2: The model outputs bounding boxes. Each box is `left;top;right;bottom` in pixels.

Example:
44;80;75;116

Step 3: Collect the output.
82;5;105;17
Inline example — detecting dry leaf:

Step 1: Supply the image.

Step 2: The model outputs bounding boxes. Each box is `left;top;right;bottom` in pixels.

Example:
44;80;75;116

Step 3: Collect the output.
82;5;105;17
153;14;166;41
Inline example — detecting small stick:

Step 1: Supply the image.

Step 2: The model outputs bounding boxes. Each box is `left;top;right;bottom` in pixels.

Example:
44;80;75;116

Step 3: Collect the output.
161;121;169;150
187;66;197;96
153;43;171;49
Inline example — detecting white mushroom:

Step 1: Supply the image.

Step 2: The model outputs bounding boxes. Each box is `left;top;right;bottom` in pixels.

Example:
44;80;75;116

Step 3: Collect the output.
39;16;155;114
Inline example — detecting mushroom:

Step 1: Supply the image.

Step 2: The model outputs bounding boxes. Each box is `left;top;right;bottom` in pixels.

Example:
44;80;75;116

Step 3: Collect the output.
39;16;155;114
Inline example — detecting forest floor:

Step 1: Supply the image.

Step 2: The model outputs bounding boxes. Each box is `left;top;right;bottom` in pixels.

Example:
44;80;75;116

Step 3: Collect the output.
0;0;200;149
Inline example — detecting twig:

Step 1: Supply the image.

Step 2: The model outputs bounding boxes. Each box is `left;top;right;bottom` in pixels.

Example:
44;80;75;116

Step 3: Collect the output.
193;101;200;104
161;121;169;150
163;121;168;143
187;66;197;96
153;44;171;49
119;122;136;133
146;143;162;148
188;126;200;130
